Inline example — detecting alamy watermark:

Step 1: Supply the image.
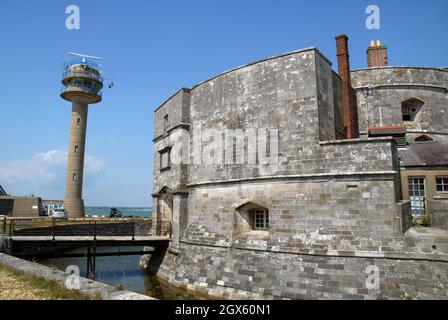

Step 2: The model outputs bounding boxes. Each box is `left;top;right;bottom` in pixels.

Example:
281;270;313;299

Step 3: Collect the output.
66;5;80;30
166;126;279;174
365;5;380;30
365;265;380;290
65;265;81;290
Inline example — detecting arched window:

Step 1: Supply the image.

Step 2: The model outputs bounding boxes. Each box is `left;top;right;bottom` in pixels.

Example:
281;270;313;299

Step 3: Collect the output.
72;173;78;181
402;98;424;122
415;135;433;143
235;202;270;234
77;118;81;127
74;145;79;153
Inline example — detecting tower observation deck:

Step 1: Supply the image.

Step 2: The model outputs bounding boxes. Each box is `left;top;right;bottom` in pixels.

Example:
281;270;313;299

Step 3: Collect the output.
60;53;103;218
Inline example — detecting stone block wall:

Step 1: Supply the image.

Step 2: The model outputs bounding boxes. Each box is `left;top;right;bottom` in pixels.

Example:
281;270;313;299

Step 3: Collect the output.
158;243;448;300
153;89;190;194
350;67;448;136
150;47;441;300
429;200;448;230
184;177;402;248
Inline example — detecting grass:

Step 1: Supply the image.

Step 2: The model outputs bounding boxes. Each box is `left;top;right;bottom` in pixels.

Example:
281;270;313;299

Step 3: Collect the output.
0;263;91;300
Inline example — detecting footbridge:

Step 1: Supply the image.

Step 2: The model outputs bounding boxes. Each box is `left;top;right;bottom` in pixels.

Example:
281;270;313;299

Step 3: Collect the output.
0;216;171;279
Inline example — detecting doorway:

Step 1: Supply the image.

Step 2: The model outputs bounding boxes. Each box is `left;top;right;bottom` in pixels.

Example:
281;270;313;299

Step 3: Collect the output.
408;176;426;216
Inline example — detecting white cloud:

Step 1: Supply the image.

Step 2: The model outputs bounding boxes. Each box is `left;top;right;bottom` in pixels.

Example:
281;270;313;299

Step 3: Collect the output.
33;150;67;165
85;155;105;175
0;150;105;196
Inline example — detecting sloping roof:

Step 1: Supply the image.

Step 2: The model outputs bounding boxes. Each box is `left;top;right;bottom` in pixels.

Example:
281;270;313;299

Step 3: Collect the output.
399;142;448;167
0;185;7;196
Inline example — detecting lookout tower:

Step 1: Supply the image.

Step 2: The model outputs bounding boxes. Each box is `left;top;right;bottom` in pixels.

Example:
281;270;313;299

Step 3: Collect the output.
60;52;103;217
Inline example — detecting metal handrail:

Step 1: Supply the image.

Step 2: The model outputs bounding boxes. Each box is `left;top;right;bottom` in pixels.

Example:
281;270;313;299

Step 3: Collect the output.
65;59;100;70
1;217;170;240
62;70;103;83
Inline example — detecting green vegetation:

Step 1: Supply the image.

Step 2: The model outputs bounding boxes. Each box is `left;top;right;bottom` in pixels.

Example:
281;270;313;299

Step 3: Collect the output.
0;263;91;300
411;213;432;228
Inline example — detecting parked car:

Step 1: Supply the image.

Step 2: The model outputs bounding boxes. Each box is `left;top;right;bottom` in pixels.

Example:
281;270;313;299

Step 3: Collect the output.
110;207;123;218
52;208;68;219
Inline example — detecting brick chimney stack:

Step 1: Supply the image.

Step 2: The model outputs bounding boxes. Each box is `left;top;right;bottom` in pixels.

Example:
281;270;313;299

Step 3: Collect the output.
335;34;359;139
367;40;388;67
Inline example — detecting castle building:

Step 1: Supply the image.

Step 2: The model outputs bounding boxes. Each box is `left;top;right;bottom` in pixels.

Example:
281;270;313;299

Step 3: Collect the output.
351;42;448;218
150;35;448;299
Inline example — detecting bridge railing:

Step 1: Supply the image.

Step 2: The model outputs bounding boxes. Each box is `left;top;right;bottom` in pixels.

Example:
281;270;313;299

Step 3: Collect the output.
1;216;155;237
1;216;173;239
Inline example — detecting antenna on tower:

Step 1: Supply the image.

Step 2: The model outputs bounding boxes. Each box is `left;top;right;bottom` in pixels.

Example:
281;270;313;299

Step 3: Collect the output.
67;52;103;61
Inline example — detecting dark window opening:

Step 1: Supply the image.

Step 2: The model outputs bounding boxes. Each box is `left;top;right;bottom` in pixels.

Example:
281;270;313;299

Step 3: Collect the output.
72;173;78;182
436;177;448;192
74;145;79;153
251;208;269;230
415;135;433;143
402;98;424;123
163;115;169;134
77;118;81;127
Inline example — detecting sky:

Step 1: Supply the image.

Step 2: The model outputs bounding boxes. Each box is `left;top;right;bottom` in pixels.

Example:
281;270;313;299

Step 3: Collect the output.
0;0;446;207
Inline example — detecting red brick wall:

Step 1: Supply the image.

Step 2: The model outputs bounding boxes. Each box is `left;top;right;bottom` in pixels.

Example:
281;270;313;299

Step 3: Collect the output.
367;46;388;68
335;35;359;139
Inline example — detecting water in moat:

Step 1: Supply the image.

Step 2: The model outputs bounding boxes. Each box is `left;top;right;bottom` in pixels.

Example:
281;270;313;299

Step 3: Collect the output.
38;207;203;300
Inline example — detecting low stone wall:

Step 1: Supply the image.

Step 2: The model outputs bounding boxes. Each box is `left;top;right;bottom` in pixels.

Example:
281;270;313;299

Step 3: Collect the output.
429;200;448;230
0;253;153;300
12;221;152;237
157;240;448;300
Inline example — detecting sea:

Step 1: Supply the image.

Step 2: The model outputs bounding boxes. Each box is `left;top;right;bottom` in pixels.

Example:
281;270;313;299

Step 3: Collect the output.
38;207;200;299
85;206;153;218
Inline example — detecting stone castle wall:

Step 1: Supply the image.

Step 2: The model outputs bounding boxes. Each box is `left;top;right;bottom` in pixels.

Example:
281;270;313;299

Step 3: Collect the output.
150;48;448;299
157;243;448;300
351;67;448;136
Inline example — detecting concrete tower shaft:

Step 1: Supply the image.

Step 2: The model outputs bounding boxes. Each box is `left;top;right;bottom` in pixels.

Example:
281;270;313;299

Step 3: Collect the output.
64;101;89;217
60;55;103;218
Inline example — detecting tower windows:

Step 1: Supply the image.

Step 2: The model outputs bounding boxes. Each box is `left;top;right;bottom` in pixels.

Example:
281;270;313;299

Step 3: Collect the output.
72;173;78;181
401;98;424;123
77;118;81;127
163;115;169;134
74;145;79;153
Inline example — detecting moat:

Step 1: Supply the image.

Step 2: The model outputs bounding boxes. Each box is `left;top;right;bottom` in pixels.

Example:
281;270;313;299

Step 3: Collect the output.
38;246;202;300
36;208;202;300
